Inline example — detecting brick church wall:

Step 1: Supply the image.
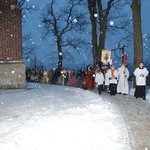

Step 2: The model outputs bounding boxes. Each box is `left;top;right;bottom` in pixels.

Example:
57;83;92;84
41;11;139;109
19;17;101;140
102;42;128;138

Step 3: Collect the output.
0;0;22;61
0;0;26;88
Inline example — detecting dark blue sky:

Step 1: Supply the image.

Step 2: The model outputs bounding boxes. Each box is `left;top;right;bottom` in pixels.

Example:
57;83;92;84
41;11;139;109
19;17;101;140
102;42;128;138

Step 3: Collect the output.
22;0;150;70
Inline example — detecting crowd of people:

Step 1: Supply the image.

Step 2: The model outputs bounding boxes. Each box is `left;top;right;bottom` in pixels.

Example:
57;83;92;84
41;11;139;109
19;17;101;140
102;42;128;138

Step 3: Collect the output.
26;62;149;100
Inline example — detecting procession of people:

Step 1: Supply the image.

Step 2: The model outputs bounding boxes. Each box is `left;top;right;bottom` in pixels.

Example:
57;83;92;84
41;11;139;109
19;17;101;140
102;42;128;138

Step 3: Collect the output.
25;49;149;100
26;60;149;100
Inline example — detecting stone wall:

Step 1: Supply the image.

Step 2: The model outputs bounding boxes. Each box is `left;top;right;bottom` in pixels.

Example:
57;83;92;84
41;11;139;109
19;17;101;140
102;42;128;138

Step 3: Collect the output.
0;61;26;89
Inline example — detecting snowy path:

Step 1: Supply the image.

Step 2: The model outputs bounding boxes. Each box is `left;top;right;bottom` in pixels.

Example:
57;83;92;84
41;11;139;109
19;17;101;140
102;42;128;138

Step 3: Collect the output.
99;91;150;150
0;83;132;150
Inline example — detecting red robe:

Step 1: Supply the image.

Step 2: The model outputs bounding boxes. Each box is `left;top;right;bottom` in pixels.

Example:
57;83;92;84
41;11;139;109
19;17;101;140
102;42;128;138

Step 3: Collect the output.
82;71;94;90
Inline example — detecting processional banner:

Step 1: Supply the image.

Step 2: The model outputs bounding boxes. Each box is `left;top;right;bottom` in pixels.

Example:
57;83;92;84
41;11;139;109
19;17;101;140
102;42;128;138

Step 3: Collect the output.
101;49;111;65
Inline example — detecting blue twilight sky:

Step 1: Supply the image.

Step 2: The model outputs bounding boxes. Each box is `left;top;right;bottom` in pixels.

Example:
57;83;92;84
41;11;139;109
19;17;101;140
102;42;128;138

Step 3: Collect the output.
22;0;150;70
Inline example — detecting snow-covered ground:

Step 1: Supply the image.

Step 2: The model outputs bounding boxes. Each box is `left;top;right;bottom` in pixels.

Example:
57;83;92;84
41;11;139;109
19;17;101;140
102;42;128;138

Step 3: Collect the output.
0;83;149;150
129;85;150;101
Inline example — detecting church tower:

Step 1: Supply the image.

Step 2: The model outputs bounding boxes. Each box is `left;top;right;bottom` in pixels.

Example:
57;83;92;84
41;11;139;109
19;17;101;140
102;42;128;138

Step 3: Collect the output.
0;0;26;88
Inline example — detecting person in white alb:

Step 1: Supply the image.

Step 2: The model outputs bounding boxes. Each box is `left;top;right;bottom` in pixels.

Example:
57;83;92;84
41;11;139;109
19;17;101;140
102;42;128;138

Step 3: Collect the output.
104;69;110;92
107;65;118;95
134;62;149;100
95;68;104;95
117;64;129;95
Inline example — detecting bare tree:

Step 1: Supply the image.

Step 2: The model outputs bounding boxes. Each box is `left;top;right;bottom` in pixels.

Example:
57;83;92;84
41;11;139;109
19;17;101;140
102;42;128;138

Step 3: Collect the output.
22;33;37;68
131;0;143;69
17;0;25;7
87;0;98;64
17;0;36;13
41;0;88;69
87;0;132;64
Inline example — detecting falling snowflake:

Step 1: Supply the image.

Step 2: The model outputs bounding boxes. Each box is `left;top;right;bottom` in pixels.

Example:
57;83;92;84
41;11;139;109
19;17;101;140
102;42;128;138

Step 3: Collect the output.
38;24;43;28
94;13;98;17
59;52;62;56
32;5;36;9
73;19;77;23
10;5;15;10
110;21;114;26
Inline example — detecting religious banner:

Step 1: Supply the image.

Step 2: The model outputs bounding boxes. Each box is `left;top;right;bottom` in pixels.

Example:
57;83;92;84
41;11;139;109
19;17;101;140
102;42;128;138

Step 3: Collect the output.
101;49;111;65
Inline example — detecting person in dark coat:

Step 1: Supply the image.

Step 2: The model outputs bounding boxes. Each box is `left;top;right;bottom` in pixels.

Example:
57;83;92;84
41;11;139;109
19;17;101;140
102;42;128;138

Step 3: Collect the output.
51;68;61;84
